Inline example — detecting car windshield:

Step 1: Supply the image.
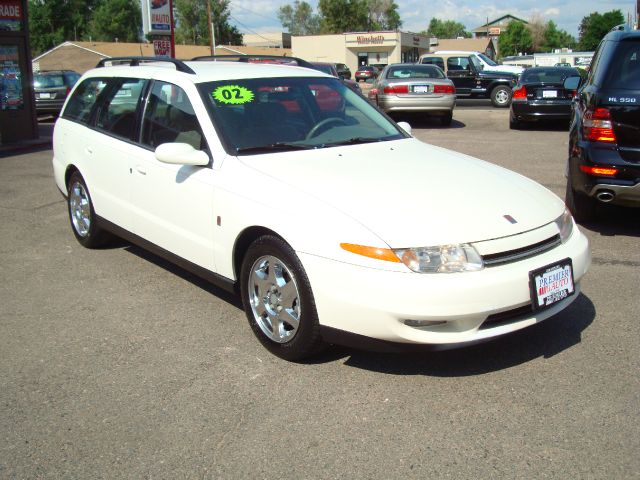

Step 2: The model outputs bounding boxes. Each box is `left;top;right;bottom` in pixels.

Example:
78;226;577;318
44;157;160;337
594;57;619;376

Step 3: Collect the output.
199;76;405;155
521;68;580;83
386;65;445;79
478;53;498;67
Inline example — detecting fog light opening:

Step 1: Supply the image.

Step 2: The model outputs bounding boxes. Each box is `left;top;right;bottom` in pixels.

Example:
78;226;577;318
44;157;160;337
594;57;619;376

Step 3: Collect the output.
404;319;447;327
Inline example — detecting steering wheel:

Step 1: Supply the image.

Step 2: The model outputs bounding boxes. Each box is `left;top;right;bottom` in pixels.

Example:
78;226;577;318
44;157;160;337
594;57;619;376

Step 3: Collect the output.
306;117;347;139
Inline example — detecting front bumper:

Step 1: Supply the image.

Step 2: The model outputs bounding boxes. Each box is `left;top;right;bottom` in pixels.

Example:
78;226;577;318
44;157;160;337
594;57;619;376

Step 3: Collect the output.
299;226;590;347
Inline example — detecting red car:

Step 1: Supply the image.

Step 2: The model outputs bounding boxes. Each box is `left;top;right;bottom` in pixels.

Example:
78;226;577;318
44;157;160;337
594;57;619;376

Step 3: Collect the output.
355;65;379;82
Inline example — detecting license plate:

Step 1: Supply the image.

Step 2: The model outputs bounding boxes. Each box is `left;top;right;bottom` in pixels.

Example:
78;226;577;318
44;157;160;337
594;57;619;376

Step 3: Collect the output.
529;259;575;310
413;85;430;93
543;90;558;98
39;93;51;99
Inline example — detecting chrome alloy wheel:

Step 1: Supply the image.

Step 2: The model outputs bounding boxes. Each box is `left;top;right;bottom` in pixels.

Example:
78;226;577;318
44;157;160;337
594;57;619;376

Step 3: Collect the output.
69;181;91;237
248;255;301;343
494;88;511;106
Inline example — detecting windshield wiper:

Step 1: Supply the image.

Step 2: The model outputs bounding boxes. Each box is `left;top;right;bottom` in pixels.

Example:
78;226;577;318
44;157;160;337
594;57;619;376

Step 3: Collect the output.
323;136;390;147
236;142;316;154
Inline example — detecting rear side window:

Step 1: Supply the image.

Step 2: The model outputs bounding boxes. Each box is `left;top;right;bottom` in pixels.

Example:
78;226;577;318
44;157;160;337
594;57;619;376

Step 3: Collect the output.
62;78;109;124
421;57;444;70
447;57;471;71
602;39;640;89
96;78;146;140
141;81;204;150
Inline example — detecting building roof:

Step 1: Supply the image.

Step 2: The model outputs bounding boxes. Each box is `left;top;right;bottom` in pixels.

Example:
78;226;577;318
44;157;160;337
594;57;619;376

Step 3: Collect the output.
32;41;292;69
432;38;495;53
472;14;528;33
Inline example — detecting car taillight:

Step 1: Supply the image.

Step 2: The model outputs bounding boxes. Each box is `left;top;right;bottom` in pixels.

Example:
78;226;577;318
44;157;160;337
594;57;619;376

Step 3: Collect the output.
66;87;71;97
383;85;409;94
512;85;527;102
583;107;616;143
579;165;618;177
433;84;455;94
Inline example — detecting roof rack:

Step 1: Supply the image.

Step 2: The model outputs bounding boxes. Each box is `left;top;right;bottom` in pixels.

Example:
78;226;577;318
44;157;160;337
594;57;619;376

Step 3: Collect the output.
190;54;315;70
610;23;630;32
95;57;195;74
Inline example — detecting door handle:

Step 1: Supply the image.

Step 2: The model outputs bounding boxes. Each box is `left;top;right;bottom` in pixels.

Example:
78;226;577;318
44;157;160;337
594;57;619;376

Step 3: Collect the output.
135;166;147;175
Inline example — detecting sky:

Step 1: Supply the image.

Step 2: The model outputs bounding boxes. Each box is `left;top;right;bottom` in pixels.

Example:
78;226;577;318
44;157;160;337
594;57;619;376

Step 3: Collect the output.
228;0;637;39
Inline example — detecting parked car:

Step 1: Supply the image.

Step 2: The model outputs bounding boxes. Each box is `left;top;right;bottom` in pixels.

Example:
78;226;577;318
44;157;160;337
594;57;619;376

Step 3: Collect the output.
53;56;590;360
418;53;517;107
565;24;640;222
424;51;524;75
369;63;456;125
309;62;362;95
509;66;582;129
334;63;351;80
355;65;379;82
33;70;81;116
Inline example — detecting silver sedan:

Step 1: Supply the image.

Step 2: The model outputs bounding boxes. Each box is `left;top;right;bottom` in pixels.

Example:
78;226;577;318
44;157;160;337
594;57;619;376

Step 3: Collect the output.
369;64;456;125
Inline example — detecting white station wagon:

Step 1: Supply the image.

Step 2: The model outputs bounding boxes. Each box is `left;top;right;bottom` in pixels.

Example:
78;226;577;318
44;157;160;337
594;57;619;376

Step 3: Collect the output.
52;56;591;360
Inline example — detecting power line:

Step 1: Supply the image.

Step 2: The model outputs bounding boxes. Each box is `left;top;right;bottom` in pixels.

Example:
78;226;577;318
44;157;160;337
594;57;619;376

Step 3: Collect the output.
228;14;283;46
229;2;281;25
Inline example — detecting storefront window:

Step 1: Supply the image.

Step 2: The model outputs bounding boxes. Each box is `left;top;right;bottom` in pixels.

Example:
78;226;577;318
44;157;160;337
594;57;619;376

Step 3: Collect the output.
0;45;23;110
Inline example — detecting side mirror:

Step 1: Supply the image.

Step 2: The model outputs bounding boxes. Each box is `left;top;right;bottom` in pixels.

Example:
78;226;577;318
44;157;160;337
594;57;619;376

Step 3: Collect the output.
563;76;581;92
155;142;209;166
397;121;412;136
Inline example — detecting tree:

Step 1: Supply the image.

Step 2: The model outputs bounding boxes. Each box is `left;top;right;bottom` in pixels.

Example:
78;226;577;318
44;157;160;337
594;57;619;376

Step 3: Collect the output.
278;1;320;35
318;0;369;33
174;0;242;46
366;0;401;30
90;0;141;43
423;18;471;38
528;14;546;52
578;9;624;50
542;20;576;51
28;0;100;55
498;20;533;57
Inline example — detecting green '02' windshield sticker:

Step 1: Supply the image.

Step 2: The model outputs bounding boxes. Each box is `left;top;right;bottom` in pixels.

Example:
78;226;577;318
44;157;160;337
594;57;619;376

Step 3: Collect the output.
212;85;255;105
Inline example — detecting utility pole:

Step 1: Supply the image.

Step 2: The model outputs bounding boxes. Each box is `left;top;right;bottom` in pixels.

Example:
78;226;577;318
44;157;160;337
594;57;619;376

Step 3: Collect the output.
207;1;216;55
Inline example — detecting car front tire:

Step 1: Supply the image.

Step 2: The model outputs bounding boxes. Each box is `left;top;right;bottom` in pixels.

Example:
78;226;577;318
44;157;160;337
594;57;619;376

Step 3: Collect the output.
67;172;111;248
240;235;325;361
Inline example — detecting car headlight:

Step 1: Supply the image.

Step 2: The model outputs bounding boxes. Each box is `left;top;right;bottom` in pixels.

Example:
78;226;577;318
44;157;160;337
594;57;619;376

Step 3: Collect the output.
393;244;484;273
555;208;574;243
340;243;483;273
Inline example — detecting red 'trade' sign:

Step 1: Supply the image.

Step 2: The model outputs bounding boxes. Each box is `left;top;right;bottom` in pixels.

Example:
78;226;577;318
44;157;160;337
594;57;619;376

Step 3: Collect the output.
0;0;23;31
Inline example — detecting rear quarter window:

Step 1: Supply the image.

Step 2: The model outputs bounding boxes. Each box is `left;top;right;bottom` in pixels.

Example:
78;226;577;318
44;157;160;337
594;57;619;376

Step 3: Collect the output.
602;39;640;89
62;78;109;124
420;57;445;70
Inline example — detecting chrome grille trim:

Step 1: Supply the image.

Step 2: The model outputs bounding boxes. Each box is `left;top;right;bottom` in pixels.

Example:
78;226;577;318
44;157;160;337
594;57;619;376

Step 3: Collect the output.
482;234;561;267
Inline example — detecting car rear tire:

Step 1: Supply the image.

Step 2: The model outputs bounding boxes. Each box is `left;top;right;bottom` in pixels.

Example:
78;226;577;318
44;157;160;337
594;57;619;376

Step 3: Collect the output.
509;115;521;130
240;235;325;361
565;178;596;223
67;172;112;248
491;85;512;108
440;112;453;126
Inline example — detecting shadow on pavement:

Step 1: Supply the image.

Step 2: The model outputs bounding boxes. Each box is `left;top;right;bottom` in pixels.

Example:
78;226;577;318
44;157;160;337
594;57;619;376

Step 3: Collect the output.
578;205;640;238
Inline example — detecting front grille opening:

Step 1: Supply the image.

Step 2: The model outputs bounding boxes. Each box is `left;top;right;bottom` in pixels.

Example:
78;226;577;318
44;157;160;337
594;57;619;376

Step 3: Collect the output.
480;304;533;329
482;234;561;267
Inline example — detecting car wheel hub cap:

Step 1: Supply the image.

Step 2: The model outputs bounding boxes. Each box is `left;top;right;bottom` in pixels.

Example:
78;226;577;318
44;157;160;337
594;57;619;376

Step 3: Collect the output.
69;182;91;237
248;255;301;343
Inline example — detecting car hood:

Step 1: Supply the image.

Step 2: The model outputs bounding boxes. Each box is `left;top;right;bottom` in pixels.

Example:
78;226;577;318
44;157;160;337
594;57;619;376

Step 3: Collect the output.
239;139;564;247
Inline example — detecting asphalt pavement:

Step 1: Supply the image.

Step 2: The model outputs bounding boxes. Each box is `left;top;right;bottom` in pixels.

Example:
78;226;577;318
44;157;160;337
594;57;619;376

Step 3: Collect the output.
1;108;638;479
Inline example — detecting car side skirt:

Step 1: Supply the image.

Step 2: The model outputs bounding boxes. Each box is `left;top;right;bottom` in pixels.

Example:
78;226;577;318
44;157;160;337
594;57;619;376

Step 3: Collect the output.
97;216;237;294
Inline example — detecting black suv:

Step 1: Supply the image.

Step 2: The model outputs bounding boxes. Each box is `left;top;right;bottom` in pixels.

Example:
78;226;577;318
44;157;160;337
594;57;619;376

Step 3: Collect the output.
419;53;518;107
566;25;640;222
33;70;81;116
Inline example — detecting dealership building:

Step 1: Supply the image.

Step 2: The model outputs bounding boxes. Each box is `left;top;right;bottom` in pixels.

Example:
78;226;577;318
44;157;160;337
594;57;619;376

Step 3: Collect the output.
292;31;432;73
